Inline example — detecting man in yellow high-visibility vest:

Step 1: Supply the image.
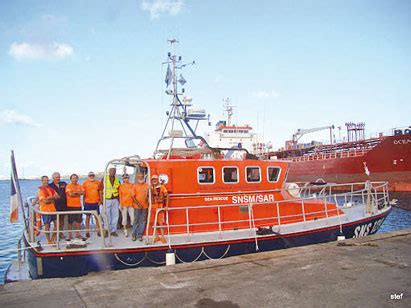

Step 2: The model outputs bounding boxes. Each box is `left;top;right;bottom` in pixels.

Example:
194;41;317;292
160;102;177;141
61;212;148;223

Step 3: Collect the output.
100;167;120;236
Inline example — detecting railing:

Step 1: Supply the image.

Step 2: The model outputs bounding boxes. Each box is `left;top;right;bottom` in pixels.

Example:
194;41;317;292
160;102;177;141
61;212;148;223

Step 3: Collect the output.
300;125;410;146
290;148;371;162
298;181;390;217
151;181;390;244
26;197;105;250
24;181;390;248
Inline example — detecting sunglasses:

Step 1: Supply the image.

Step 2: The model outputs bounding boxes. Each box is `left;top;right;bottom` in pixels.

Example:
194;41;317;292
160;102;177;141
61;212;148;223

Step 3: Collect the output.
89;174;95;177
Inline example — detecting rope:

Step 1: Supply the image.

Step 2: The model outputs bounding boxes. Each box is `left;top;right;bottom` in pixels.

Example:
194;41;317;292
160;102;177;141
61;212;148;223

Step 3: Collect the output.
175;248;204;263
202;245;230;260
114;244;230;266
114;253;145;267
145;251;166;265
334;194;344;234
166;211;172;250
249;205;259;251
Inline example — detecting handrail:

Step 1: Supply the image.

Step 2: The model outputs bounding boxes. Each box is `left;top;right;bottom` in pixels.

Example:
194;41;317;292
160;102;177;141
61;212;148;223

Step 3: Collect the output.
166;190;385;215
27;201;105;249
101;157;152;247
27;180;389;249
150;181;389;240
169;182;389;209
151;206;344;237
169;181;388;198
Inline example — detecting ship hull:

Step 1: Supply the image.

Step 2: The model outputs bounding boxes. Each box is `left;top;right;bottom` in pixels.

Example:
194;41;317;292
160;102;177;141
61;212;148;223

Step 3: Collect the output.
23;209;390;280
287;135;411;192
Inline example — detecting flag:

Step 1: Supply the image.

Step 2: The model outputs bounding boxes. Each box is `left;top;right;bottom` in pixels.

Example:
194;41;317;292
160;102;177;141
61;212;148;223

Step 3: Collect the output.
165;64;173;87
10;150;22;223
178;74;186;86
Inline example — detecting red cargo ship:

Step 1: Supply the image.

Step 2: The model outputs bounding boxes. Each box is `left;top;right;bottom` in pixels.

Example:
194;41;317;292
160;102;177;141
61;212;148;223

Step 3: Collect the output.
266;124;411;192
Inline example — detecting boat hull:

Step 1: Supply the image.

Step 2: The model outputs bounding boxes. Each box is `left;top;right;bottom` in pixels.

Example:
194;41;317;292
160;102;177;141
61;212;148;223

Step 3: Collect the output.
286;135;411;192
24;209;391;279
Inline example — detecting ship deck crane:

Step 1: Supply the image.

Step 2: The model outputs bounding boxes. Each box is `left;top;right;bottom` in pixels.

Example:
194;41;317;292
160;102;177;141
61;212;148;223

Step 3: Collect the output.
292;125;335;144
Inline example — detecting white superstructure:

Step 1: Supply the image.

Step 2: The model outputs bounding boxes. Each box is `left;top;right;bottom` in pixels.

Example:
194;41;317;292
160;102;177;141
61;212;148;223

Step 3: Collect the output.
206;100;261;154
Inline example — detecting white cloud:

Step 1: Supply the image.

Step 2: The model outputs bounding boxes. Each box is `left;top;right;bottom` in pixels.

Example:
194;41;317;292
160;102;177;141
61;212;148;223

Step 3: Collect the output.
0;110;42;127
253;90;280;100
8;41;73;60
141;0;184;19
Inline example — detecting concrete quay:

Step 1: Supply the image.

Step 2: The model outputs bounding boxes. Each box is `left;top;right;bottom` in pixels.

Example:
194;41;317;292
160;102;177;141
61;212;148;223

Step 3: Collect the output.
1;229;410;308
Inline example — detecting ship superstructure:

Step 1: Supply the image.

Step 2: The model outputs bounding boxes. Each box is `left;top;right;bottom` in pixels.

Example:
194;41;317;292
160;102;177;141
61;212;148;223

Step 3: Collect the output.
206;100;261;156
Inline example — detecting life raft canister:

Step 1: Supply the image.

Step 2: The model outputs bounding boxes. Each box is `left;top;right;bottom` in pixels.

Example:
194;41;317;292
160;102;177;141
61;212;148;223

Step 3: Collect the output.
285;182;301;198
105;176;120;198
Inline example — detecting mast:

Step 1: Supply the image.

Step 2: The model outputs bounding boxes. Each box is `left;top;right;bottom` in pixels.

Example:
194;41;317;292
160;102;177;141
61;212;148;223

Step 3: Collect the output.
222;98;235;127
153;39;209;158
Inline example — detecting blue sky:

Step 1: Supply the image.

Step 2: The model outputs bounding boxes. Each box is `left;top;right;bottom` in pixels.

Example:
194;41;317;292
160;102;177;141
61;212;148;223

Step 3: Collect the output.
0;0;410;178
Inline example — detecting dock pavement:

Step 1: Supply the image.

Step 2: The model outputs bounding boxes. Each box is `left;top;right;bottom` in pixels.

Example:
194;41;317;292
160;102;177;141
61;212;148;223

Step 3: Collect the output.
0;228;410;307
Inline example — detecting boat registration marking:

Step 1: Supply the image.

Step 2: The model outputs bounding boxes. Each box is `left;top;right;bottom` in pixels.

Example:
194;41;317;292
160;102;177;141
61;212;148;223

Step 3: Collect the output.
353;217;385;238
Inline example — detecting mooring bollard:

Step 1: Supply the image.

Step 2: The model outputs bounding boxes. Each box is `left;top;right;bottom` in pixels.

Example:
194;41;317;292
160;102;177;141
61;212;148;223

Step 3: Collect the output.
337;232;346;241
166;249;176;266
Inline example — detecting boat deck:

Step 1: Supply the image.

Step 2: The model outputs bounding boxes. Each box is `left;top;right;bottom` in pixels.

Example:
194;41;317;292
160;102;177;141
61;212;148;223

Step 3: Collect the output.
28;204;373;254
23;180;391;258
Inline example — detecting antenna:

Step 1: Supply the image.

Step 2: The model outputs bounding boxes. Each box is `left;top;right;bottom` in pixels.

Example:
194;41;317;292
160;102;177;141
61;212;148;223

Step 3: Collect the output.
154;39;209;158
222;98;236;126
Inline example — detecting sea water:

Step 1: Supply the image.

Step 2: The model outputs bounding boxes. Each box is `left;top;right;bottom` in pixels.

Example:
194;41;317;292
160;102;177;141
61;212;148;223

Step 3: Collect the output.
0;179;410;284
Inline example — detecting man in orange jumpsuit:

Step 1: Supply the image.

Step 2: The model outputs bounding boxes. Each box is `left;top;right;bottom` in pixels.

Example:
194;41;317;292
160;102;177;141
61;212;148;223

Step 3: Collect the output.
66;174;85;240
118;174;135;237
151;174;169;244
37;175;59;245
131;171;149;241
82;171;101;238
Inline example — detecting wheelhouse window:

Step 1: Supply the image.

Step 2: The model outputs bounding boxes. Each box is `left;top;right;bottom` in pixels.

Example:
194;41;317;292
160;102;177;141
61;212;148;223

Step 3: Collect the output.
198;167;215;184
246;166;261;183
223;167;239;184
267;167;281;183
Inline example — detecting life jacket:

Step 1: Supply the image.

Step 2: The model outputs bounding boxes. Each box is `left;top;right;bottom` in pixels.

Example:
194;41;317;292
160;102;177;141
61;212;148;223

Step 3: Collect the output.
105;176;120;198
151;184;166;205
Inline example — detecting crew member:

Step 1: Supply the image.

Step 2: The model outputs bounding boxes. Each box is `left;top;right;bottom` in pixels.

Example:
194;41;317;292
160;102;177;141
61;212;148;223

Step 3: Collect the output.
38;176;58;245
151;174;169;244
119;174;135;237
49;172;67;239
131;171;149;241
82;171;101;238
66;174;85;240
100;167;120;237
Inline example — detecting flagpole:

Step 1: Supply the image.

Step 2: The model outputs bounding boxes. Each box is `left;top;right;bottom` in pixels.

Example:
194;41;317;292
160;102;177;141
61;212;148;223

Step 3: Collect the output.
11;150;28;230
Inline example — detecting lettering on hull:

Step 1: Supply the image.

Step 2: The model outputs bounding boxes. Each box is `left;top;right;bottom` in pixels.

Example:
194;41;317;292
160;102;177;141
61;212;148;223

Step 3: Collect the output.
353;217;385;237
204;194;275;204
393;139;411;145
204;196;229;202
232;194;275;204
